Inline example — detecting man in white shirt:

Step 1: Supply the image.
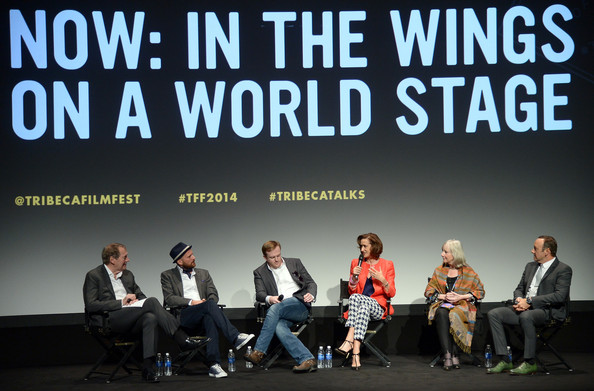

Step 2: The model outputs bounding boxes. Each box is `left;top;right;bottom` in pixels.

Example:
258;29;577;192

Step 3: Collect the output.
487;235;572;375
244;240;318;373
161;242;254;378
83;243;207;383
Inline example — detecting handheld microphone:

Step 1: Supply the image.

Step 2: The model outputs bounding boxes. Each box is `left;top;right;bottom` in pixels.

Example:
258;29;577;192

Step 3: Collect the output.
353;254;364;278
278;294;284;302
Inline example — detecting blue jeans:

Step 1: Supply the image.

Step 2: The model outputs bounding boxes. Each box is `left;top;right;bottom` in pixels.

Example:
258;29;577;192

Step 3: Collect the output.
254;297;313;364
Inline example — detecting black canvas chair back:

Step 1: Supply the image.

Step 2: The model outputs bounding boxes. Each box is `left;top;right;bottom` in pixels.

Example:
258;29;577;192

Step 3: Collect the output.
337;278;392;367
83;309;142;383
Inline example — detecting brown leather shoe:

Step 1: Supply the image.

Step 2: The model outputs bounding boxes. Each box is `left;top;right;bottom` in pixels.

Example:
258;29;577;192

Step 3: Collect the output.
292;359;317;373
244;349;265;365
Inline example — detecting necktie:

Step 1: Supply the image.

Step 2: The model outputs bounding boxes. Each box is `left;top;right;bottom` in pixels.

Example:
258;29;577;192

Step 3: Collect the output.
534;265;544;288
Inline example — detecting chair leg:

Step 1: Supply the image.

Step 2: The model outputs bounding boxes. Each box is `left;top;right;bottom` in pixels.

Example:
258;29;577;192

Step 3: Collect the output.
429;351;442;367
545;342;574;371
261;341;285;370
83;350;110;380
84;338;140;383
363;340;391;367
338;354;350;367
533;326;574;374
106;341;141;383
173;349;199;375
536;340;574;374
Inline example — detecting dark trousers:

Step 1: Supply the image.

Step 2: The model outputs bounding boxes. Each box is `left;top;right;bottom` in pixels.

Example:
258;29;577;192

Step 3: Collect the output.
180;300;239;365
109;297;180;359
488;306;547;359
435;307;459;355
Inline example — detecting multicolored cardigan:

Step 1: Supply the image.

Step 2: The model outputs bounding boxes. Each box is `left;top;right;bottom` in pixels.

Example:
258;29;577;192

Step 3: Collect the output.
424;264;485;353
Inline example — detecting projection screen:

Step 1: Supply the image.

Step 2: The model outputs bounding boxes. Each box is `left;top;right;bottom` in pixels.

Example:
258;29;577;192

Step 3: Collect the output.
1;0;592;316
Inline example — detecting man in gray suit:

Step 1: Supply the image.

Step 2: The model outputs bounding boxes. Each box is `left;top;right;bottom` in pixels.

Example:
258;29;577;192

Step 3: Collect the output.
83;243;206;383
161;242;254;378
244;240;318;373
487;235;572;375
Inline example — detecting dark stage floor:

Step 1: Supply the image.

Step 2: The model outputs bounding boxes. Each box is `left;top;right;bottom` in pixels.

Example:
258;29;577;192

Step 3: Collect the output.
1;353;592;391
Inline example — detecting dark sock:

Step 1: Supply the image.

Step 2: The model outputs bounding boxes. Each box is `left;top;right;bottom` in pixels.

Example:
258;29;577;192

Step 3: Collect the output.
500;355;511;363
525;358;535;365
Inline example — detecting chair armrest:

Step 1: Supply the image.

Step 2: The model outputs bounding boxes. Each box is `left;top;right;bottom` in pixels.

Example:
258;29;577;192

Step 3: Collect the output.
256;302;267;323
165;302;226;317
85;309;112;335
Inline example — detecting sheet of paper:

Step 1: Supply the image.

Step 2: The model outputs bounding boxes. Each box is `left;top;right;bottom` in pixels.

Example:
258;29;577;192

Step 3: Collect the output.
123;298;147;308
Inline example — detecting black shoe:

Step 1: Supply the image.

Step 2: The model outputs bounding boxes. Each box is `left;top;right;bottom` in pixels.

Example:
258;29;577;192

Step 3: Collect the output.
180;337;210;351
443;355;453;371
142;368;160;383
335;340;354;358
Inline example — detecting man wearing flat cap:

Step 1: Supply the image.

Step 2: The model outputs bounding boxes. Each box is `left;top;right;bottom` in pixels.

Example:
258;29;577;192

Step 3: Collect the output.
161;242;254;378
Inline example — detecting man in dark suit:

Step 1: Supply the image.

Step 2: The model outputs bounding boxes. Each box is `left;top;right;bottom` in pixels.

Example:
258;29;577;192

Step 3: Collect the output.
83;243;206;383
487;235;572;375
244;240;318;373
161;242;254;378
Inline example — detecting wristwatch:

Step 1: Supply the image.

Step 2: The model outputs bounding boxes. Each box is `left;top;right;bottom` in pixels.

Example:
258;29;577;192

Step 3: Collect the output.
526;296;533;305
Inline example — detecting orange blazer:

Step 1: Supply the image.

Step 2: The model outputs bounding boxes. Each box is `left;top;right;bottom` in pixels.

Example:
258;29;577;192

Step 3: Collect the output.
347;257;396;317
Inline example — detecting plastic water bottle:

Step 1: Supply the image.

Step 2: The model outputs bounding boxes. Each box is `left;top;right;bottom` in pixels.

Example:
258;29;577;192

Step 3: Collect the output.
317;346;325;369
228;349;236;372
325;345;333;368
484;344;492;368
156;353;163;376
164;352;172;376
245;346;253;368
506;345;512;363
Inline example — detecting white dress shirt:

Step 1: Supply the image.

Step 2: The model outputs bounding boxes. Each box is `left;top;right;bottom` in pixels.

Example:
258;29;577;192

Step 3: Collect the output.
527;257;556;298
178;266;202;304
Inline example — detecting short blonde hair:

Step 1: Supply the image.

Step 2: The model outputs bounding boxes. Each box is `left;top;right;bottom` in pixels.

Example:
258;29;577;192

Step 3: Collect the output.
443;239;467;268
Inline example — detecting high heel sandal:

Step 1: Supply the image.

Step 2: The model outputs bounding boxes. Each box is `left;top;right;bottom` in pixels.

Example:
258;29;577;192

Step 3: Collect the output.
452;356;461;369
351;353;361;370
334;340;354;358
443;354;453;371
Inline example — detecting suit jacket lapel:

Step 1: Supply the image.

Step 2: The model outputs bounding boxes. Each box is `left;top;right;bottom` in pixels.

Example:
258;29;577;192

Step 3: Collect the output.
173;268;184;296
263;265;278;295
194;269;206;298
100;265;116;298
540;258;559;283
